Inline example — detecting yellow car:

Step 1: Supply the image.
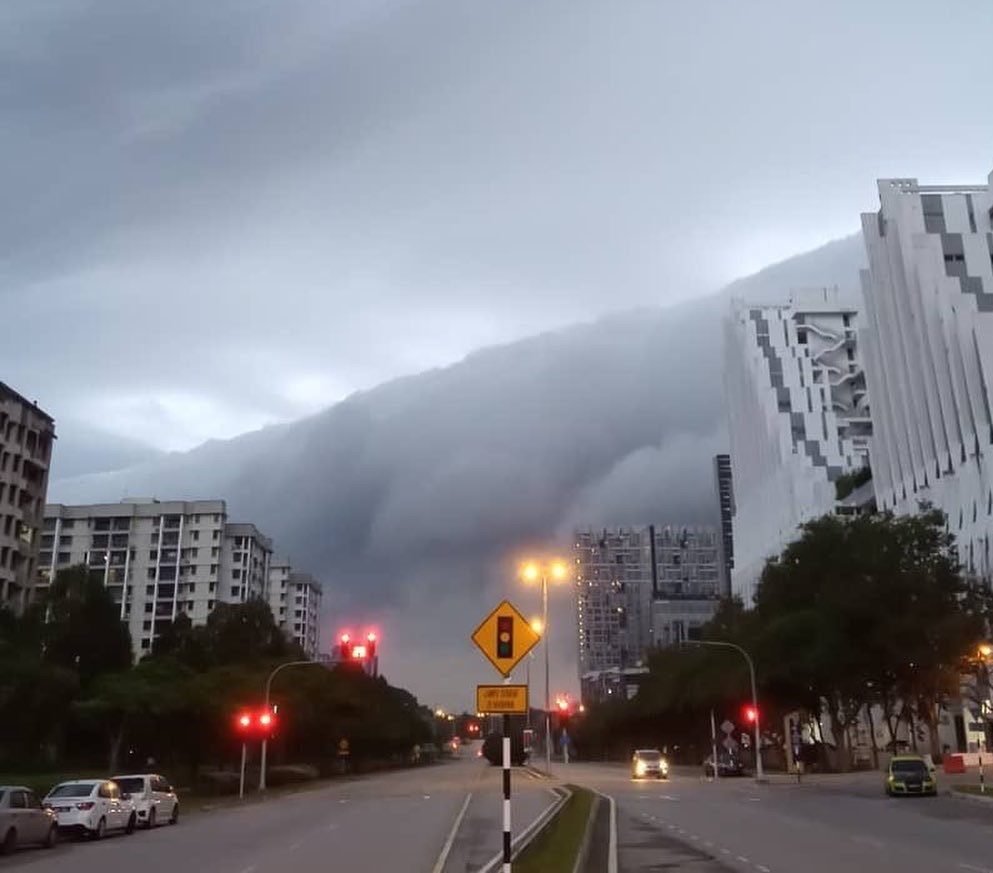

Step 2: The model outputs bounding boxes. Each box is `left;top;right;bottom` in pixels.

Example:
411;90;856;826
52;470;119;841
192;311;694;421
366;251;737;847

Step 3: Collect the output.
885;755;937;797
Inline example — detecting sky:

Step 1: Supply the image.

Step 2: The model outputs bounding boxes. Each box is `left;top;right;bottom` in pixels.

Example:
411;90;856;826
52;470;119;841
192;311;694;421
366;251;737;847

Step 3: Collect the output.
4;0;993;451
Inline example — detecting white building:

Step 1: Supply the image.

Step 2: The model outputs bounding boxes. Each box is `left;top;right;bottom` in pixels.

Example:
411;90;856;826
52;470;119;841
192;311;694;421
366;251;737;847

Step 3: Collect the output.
860;173;993;582
0;383;55;613
39;500;276;661
267;557;323;659
725;290;872;602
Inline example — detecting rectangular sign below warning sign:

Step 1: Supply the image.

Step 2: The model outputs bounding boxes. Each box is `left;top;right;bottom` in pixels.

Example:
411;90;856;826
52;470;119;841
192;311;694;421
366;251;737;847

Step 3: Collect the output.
476;684;529;715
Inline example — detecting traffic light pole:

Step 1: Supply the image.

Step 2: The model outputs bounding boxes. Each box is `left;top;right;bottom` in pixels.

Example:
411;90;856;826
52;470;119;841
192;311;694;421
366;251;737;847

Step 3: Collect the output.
260;660;322;791
502;713;511;873
684;639;764;782
239;742;247;800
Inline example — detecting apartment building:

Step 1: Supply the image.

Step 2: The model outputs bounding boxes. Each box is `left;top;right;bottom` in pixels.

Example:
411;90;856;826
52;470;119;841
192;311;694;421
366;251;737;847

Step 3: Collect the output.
650;525;722;646
574;524;722;680
267;557;323;659
575;528;654;676
860;173;993;582
725;289;872;603
40;500;275;660
0;383;55;613
220;522;272;603
713;454;735;597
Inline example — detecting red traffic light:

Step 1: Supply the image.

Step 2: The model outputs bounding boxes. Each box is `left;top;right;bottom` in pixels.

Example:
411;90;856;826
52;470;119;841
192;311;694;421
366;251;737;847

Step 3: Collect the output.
743;705;758;724
236;712;252;732
366;632;377;642
340;632;351;644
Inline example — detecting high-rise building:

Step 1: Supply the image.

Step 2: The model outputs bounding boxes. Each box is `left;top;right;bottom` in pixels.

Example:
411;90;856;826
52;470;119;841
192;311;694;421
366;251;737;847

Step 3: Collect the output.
725;290;872;603
649;525;722;646
267;557;323;659
0;383;55;613
574;525;722;676
860;173;993;582
574;528;654;676
713;454;734;596
40;500;277;661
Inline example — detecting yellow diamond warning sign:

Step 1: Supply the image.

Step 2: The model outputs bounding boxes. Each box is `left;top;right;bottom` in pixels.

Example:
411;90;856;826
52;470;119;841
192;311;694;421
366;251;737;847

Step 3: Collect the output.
471;599;541;677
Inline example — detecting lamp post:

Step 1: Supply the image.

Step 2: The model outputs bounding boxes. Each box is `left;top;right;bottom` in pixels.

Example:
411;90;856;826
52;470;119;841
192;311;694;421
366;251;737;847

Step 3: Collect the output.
260;660;323;791
521;560;569;774
527;620;542;731
683;639;764;782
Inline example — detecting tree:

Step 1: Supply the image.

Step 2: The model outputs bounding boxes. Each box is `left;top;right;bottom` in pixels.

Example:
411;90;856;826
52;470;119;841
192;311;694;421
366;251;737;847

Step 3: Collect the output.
43;565;132;687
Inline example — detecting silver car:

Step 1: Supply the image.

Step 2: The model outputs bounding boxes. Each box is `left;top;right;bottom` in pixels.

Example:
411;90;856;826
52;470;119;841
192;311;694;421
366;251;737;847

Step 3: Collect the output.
0;786;59;854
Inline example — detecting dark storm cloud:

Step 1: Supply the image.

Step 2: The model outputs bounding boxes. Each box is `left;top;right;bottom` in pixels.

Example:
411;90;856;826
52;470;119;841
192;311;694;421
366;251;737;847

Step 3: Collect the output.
5;0;993;450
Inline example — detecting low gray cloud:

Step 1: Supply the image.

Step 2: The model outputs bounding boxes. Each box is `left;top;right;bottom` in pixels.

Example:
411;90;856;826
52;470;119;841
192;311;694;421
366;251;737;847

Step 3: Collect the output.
4;1;991;450
48;229;864;707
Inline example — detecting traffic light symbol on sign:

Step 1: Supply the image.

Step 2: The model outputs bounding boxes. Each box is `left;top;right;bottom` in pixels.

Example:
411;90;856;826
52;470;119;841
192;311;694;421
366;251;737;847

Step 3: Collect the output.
496;616;513;659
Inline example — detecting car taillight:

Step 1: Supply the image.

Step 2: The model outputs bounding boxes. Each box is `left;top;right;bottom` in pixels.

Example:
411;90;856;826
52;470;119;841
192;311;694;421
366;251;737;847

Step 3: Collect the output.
76;802;95;810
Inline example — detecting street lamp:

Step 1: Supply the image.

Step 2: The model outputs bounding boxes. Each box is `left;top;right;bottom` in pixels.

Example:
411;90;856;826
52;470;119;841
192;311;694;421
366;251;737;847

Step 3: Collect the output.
521;559;569;774
527;618;543;730
683;639;765;782
260;660;325;791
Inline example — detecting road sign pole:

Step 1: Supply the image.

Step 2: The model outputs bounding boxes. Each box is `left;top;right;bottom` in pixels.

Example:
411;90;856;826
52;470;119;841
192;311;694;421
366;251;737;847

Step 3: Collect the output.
239;742;247;800
502;713;512;873
710;709;719;781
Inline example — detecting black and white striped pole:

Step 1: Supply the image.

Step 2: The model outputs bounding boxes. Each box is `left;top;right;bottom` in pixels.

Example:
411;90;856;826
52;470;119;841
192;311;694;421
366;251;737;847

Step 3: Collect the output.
502;713;512;872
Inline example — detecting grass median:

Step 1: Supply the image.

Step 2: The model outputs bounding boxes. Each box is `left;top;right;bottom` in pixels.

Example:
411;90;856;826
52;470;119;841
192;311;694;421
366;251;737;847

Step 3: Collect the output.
512;785;595;873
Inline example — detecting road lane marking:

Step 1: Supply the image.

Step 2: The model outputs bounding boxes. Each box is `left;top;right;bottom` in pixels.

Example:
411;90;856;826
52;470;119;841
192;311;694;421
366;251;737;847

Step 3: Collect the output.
659;793;679;800
238;867;256;873
430;792;472;873
737;856;750;863
958;864;993;873
704;841;714;848
756;866;771;872
289;840;302;852
850;835;884;850
721;849;731;855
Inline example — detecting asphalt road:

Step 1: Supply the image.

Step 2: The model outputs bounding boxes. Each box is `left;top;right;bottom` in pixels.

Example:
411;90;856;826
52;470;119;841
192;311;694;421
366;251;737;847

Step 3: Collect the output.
2;753;549;873
564;762;993;873
0;755;552;873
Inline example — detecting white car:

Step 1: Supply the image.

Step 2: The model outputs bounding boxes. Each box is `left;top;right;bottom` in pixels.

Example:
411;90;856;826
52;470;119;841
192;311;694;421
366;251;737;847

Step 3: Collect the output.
43;780;136;839
111;774;179;829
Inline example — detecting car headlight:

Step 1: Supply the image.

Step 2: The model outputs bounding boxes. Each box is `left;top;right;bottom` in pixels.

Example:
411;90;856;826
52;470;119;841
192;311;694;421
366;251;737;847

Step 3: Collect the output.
636;762;646;776
661;761;669;772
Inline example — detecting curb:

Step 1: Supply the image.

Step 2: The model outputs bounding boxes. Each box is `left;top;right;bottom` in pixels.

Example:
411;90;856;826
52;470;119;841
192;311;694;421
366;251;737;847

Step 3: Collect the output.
951;789;993;807
476;785;571;873
570;794;600;873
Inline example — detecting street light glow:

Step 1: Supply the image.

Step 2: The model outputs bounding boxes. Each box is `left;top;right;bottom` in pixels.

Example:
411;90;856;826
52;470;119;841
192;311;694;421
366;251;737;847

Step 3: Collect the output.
551;561;568;580
531;617;544;634
522;562;539;582
979;643;992;658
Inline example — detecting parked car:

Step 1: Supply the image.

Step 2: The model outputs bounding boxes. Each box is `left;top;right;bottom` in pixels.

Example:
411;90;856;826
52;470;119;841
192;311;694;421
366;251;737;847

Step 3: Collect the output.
885;755;937;797
631;749;669;780
111;774;179;829
0;787;59;854
702;754;745;777
43;779;137;839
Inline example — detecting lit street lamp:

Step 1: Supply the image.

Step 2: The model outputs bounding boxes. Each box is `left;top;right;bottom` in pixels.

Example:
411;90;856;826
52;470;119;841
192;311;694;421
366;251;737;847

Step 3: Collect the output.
521;559;569;774
683;639;765;782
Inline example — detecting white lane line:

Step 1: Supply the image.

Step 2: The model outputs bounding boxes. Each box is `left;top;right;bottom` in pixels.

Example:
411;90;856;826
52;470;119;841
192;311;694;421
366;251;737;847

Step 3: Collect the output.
430;792;472;873
721;848;731;855
659;793;679;800
289;841;302;852
704;841;714;848
238;867;257;873
958;864;993;873
756;866;771;873
737;856;750;864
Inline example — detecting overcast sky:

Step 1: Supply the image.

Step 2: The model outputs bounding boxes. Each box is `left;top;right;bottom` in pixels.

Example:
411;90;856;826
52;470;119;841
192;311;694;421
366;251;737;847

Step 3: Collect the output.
4;0;993;450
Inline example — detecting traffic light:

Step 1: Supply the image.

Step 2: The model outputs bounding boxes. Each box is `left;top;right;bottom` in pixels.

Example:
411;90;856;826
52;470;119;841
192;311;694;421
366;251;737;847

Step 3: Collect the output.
366;631;377;658
743;704;758;724
236;711;253;735
339;632;352;660
496;616;513;658
258;708;276;738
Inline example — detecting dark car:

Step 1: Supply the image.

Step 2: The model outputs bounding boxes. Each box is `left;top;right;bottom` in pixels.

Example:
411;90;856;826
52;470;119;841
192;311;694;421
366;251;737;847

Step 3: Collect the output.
703;754;745;777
